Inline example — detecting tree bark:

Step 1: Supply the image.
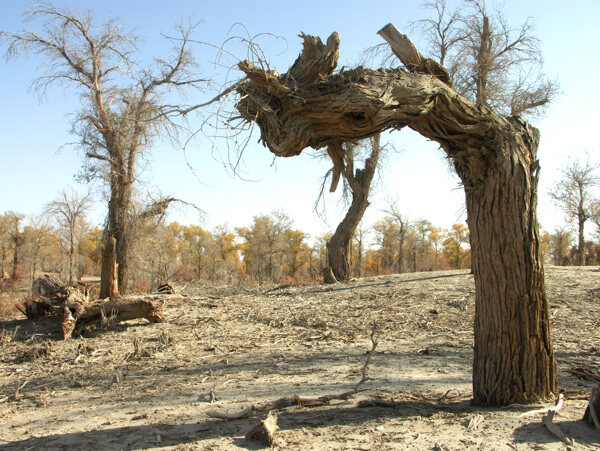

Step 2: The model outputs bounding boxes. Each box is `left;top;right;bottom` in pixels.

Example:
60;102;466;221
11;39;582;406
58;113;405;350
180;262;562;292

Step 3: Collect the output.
100;171;133;297
100;234;119;299
234;24;557;405
463;116;556;405
577;213;585;266
327;194;368;281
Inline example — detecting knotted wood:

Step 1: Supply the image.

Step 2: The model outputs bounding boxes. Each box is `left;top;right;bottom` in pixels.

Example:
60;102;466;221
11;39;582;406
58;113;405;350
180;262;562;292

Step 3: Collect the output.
234;24;557;406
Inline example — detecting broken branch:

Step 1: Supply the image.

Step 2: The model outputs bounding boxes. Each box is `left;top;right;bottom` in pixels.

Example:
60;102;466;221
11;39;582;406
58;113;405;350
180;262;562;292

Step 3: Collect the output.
206;325;379;420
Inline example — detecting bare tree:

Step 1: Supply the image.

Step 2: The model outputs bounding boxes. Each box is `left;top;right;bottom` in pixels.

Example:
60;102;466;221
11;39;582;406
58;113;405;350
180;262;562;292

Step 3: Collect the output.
21;216;54;292
411;0;464;68
233;23;556;405
2;3;207;296
4;212;25;282
548;227;573;266
0;214;12;279
411;0;558;116
323;134;383;281
385;204;411;273
44;189;91;284
550;156;599;266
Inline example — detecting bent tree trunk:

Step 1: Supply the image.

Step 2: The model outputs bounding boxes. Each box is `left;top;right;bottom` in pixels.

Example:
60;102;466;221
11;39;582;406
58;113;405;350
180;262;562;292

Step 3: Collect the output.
464;117;555;404
327;136;381;281
234;25;557;405
327;199;364;281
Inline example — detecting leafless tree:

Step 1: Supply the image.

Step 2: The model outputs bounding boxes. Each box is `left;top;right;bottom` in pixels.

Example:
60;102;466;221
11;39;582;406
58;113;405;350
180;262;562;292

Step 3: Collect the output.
411;0;558;116
384;203;411;274
2;3;208;296
0;214;12;279
320;134;383;281
44;189;91;284
411;0;464;69
547;227;573;266
21;215;54;292
550;156;600;266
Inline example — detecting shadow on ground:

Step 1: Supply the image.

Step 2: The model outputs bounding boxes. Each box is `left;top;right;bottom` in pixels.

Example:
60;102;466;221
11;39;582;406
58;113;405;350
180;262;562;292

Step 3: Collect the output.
0;399;476;450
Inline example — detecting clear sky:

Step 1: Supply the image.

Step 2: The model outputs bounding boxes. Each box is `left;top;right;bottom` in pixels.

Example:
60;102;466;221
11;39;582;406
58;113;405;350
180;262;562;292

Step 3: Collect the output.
1;0;599;243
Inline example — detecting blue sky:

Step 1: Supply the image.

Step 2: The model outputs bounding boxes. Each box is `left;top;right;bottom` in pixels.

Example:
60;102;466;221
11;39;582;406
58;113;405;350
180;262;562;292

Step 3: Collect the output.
1;0;599;242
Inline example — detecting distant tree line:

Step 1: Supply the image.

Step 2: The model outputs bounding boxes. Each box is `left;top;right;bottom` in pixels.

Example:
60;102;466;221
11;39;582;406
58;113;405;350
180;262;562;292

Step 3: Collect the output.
3;189;599;294
1;199;476;291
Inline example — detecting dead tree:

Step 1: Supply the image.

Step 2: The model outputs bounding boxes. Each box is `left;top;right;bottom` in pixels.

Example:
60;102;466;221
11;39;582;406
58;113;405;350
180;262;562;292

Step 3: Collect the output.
25;274;164;339
234;25;556;406
3;5;208;297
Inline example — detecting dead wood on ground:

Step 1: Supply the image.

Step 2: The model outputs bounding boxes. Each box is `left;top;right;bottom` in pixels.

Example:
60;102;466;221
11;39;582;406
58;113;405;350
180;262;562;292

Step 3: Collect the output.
245;411;279;446
206;325;378;420
21;275;165;339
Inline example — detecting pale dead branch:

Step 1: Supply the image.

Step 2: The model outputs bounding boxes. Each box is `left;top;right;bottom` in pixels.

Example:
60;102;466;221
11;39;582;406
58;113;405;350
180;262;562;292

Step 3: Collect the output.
206;324;379;420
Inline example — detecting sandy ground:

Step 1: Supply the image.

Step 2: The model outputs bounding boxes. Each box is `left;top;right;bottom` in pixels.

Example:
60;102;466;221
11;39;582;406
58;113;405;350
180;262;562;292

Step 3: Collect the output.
0;266;599;450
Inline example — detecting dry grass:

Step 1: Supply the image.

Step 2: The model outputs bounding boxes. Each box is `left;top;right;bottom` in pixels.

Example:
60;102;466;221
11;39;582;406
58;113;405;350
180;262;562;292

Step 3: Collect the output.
0;267;598;450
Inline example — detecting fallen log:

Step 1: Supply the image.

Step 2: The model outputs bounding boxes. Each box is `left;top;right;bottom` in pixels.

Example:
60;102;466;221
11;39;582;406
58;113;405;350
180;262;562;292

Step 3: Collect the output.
19;274;90;320
24;275;165;339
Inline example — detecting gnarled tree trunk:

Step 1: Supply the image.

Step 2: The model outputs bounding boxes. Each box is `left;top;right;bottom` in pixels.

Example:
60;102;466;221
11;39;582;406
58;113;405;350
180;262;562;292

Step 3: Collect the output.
326;135;381;281
234;24;557;406
460;117;555;405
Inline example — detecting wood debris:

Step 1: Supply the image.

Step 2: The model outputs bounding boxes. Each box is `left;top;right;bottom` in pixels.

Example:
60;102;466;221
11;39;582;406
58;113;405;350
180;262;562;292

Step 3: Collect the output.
20;275;165;339
245;411;279;446
542;411;573;445
207;324;378;420
466;414;483;431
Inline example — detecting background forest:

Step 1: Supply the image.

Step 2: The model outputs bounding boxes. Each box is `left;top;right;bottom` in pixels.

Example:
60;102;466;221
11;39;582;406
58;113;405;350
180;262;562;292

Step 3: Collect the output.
1;192;598;298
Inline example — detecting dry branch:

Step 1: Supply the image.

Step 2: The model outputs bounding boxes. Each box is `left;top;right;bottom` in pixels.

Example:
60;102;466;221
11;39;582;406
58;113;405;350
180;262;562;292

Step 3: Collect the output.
245;411;279;446
542;411;573;445
206;325;378;420
518;394;574;446
519;393;564;417
322;267;338;284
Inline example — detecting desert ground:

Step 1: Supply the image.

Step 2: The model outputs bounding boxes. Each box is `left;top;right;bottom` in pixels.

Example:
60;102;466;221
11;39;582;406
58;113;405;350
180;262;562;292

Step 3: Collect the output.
0;266;599;450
